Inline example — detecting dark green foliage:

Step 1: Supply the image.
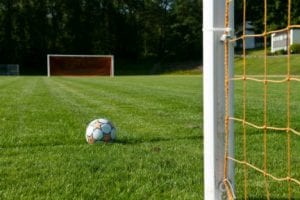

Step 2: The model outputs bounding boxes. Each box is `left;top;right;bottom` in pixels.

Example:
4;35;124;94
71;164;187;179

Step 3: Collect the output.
290;43;300;54
273;49;287;55
0;0;203;74
235;0;300;33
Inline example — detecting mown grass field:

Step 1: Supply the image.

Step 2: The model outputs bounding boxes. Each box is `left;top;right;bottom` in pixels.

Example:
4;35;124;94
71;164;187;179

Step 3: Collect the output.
0;76;202;199
235;53;300;75
234;53;300;199
1;55;300;199
233;80;300;199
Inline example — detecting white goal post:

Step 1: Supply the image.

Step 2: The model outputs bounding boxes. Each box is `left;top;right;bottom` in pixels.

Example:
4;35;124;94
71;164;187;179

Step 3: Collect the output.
203;0;235;199
47;54;114;77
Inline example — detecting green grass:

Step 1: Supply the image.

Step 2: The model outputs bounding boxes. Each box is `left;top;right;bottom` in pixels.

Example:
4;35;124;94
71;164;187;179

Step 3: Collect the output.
233;80;300;199
0;76;202;200
234;51;300;200
0;74;300;199
235;54;300;75
234;52;300;199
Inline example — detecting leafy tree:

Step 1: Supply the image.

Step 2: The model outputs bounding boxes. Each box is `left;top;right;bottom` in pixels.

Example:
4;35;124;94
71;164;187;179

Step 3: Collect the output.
0;0;204;74
0;0;18;63
235;0;300;33
168;0;202;60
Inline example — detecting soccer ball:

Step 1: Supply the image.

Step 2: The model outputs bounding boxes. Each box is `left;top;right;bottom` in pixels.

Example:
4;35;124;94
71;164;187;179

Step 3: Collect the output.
85;118;116;144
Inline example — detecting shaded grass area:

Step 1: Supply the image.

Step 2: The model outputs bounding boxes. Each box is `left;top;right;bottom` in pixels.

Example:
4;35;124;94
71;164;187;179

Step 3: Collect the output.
0;76;202;199
115;59;202;75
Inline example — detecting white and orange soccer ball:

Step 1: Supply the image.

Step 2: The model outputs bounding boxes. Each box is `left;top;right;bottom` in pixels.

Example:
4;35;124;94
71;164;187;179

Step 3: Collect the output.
85;118;116;144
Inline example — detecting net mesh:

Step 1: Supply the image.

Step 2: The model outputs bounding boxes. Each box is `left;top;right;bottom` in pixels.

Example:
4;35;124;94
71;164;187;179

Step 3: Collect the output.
224;0;300;199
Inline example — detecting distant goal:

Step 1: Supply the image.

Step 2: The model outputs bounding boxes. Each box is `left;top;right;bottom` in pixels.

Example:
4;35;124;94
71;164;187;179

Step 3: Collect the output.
47;55;114;76
0;64;20;76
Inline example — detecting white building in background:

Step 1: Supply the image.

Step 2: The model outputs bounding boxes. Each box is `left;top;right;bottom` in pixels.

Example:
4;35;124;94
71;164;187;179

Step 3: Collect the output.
271;29;300;53
236;21;256;49
244;21;255;49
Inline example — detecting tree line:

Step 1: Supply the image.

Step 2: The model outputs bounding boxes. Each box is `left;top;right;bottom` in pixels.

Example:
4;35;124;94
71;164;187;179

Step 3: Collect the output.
235;0;300;33
1;0;299;75
0;0;202;74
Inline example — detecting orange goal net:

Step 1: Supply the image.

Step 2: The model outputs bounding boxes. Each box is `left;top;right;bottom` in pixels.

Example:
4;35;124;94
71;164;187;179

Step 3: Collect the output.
223;0;300;199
